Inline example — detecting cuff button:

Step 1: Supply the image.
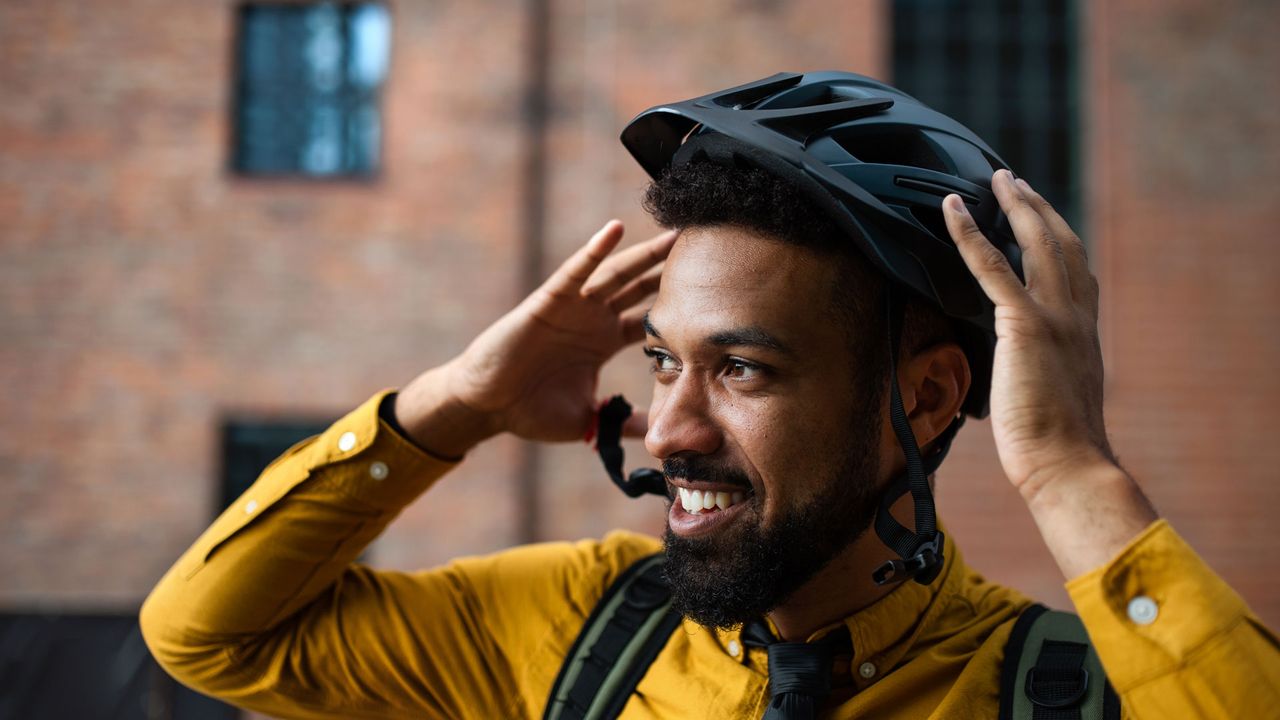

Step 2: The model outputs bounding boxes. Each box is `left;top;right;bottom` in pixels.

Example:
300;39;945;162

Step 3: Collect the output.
1127;595;1159;625
369;461;389;481
338;431;357;452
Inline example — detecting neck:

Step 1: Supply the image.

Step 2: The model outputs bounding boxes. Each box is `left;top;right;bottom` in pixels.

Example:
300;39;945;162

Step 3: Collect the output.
766;490;919;642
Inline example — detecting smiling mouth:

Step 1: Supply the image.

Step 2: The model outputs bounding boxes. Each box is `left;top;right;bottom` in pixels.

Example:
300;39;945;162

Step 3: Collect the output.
667;485;756;537
674;487;749;514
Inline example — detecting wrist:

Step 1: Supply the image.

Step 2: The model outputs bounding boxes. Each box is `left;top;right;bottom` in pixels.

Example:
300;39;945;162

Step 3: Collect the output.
1017;449;1122;509
1020;457;1160;580
394;362;502;460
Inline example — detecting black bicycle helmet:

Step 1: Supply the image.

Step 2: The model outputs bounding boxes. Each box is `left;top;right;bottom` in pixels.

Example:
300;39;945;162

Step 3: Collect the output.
601;71;1025;586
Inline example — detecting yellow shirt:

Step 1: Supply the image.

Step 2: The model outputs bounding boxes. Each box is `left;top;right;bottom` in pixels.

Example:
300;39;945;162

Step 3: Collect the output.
141;392;1280;719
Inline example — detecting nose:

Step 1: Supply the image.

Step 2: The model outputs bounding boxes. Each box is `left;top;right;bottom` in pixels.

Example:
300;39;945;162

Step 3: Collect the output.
644;374;723;460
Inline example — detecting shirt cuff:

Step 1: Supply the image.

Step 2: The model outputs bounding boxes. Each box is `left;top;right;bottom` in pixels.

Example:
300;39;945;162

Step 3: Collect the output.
302;389;462;510
1065;518;1252;691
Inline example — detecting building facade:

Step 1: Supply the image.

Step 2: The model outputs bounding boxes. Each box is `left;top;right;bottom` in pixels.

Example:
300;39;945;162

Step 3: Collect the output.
1;0;1277;714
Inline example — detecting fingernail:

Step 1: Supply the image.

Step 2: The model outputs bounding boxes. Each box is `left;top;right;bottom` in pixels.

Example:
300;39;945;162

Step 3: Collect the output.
1015;177;1032;193
945;194;970;217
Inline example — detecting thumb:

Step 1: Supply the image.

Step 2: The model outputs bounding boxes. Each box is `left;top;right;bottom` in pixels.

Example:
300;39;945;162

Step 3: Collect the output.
622;408;649;439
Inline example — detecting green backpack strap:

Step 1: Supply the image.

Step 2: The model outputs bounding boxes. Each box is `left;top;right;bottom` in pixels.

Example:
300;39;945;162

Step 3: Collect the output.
1000;604;1122;720
543;553;681;720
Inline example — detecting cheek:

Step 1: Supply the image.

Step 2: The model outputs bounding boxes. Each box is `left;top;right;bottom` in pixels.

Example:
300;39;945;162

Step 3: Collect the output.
722;396;845;515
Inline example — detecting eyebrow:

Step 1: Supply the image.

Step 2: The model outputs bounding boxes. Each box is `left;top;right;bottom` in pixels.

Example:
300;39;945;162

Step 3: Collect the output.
643;312;793;355
642;312;662;339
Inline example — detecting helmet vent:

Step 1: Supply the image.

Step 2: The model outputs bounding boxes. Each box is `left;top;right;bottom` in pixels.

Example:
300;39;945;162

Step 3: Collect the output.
767;83;866;109
832;127;949;173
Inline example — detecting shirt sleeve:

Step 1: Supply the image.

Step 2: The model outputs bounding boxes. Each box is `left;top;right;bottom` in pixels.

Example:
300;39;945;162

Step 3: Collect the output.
140;390;659;719
1066;518;1280;719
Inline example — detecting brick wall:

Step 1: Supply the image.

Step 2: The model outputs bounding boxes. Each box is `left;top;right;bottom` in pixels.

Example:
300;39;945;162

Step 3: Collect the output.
0;0;531;604
2;0;1277;637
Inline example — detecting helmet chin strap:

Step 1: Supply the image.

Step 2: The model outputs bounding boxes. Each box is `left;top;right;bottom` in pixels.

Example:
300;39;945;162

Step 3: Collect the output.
595;285;959;587
872;286;960;586
595;396;666;499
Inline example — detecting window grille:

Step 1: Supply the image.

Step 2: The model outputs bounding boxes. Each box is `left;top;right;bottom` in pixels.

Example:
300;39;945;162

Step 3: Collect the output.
891;0;1080;228
233;2;391;177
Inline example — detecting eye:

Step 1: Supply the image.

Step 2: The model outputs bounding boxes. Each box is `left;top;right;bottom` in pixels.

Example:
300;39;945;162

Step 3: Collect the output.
725;358;765;380
643;347;679;373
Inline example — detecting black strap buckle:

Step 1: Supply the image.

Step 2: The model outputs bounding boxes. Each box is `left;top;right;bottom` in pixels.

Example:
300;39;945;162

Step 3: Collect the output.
1025;666;1089;708
872;532;945;586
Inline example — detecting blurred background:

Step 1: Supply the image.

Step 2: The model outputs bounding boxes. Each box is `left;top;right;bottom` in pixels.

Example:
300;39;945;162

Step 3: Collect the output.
1;0;1277;717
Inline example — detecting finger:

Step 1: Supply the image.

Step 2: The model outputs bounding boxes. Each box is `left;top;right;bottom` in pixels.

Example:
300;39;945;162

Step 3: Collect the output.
943;194;1031;308
581;229;677;301
544;220;626;295
1014;178;1097;313
992;170;1070;299
607;264;663;313
622;409;648;439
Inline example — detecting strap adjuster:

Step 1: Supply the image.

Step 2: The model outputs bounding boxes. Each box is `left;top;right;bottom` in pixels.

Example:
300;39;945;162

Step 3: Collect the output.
1025;666;1089;708
872;532;945;586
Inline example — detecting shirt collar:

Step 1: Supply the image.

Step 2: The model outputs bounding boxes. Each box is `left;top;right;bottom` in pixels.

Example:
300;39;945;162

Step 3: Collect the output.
709;525;967;686
836;525;965;684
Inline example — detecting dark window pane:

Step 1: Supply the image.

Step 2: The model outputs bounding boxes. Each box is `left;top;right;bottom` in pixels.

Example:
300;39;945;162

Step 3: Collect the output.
891;0;1081;229
233;2;390;178
0;613;239;719
220;419;331;512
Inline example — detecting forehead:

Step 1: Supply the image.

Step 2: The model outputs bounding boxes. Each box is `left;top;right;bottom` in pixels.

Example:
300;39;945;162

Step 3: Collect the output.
648;226;843;346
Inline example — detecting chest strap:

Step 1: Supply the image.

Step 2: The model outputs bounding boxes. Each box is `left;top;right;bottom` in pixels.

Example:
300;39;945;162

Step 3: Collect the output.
543;554;680;720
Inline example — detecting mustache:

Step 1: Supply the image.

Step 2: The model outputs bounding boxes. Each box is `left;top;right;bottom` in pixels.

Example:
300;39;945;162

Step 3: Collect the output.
662;455;753;490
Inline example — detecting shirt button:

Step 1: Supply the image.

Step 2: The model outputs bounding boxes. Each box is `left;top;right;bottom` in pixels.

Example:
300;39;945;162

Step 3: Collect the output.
1127;595;1159;625
369;461;389;480
338;431;357;452
244;499;259;514
858;662;877;679
727;639;741;658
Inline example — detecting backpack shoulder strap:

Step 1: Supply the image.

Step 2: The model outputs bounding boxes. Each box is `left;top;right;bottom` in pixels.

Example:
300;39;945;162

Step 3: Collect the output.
999;604;1122;720
543;553;681;720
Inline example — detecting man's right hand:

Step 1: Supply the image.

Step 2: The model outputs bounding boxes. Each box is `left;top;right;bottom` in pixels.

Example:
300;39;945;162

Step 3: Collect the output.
394;220;676;458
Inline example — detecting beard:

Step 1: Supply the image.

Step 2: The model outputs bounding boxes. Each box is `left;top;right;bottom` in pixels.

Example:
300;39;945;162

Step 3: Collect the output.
661;410;882;631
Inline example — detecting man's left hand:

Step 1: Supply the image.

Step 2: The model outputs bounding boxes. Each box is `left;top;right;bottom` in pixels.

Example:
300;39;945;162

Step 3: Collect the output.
943;169;1157;578
943;169;1113;499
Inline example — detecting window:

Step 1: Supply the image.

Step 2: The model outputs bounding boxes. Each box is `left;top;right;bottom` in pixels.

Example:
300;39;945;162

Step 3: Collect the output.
233;2;391;178
892;0;1080;227
0;613;239;719
220;419;331;512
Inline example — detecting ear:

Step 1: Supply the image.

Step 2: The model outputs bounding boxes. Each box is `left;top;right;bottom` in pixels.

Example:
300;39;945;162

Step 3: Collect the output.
897;342;971;451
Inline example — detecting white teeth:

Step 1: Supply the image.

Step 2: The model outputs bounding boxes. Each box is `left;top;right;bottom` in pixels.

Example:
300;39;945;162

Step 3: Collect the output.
691;486;711;509
678;488;695;513
676;487;750;514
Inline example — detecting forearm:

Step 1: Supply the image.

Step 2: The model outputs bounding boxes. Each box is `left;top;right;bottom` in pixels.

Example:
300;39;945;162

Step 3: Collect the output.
394;362;501;459
1021;460;1158;581
140;392;457;679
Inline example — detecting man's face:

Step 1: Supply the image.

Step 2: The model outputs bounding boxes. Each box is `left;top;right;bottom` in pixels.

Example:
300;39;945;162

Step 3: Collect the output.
643;225;886;629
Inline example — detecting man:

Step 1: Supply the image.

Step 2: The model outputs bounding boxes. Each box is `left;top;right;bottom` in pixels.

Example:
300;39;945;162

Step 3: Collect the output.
142;72;1278;718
